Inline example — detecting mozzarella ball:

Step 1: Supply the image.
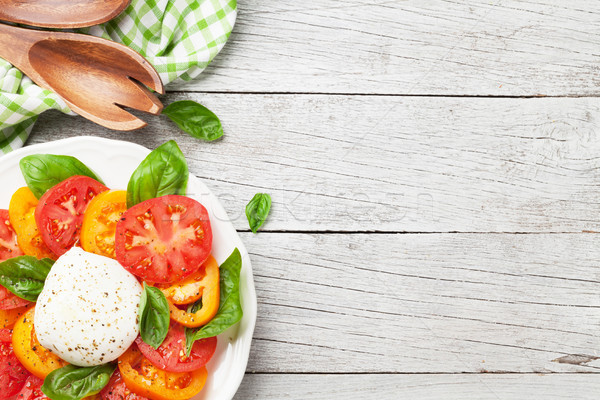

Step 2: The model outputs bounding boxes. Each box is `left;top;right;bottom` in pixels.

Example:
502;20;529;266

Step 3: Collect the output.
35;247;142;366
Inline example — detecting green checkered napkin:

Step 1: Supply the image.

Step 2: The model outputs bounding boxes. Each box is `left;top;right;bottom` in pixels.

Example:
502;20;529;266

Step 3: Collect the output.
0;0;237;154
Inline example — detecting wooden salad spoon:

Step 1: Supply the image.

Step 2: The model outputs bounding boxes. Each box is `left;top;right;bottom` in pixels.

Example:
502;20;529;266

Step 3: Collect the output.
0;0;130;28
0;23;164;131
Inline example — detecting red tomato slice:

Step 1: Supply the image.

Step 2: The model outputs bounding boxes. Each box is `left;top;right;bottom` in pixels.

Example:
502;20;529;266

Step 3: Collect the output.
135;323;217;373
0;328;29;399
100;371;148;400
0;286;30;310
0;209;24;261
0;210;29;311
35;176;108;256
0;328;11;342
10;375;47;400
115;195;212;283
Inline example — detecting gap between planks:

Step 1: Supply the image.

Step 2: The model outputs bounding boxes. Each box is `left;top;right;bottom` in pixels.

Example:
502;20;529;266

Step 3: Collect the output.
240;371;600;375
236;230;600;234
164;91;600;99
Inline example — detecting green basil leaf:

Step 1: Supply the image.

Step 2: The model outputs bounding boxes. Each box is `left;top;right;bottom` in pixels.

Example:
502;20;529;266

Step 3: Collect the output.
126;140;189;208
163;100;223;141
245;193;272;233
139;283;170;349
20;154;104;199
41;363;115;400
188;297;203;314
185;248;243;356
0;256;54;302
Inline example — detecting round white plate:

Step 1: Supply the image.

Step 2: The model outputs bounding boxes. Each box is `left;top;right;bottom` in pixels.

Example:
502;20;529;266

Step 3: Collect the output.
0;137;257;400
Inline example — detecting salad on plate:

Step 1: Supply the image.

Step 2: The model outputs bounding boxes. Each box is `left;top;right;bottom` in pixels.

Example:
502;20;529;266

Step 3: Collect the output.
0;140;244;400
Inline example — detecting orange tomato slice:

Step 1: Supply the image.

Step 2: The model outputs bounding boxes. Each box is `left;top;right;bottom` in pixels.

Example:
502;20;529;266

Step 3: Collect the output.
8;188;54;259
0;304;32;329
81;190;127;259
118;345;207;400
12;307;67;378
160;256;220;327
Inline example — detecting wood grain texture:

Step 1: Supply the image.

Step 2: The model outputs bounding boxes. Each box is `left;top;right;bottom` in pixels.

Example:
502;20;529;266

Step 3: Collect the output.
233;374;600;400
14;0;600;395
238;232;600;373
169;0;600;96
0;0;130;28
30;94;600;233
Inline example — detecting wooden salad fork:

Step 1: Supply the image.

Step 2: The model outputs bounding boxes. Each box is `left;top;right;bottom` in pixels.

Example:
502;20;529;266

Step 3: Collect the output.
0;23;164;130
0;0;131;28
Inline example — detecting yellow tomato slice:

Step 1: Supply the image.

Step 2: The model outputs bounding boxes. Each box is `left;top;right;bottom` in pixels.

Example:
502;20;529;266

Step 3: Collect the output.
119;345;207;400
81;190;127;258
12;307;67;378
160;256;220;327
8;187;55;259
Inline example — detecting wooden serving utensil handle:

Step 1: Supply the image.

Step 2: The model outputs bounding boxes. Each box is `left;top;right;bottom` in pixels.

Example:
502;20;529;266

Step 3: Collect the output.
0;23;39;71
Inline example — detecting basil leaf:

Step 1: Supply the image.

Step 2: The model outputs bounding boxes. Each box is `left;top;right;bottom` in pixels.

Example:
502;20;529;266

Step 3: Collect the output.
0;256;54;302
126;140;189;208
163;100;223;141
188;297;203;314
245;193;272;233
185;248;243;356
20;154;103;199
139;283;170;349
41;363;115;400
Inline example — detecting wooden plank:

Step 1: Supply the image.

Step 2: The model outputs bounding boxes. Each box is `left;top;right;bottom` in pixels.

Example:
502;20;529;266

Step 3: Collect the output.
31;94;600;233
233;374;600;399
169;0;600;96
237;232;600;373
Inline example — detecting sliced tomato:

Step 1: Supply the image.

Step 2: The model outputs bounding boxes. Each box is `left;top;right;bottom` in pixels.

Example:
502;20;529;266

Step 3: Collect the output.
118;345;207;400
100;371;148;400
35;176;108;256
0;210;31;310
161;256;220;328
0;286;30;310
9;188;55;260
12;308;67;379
0;328;29;399
115;195;212;284
1;304;33;328
0;209;24;261
10;375;47;400
158;256;219;306
15;374;98;400
136;323;217;373
81;190;127;259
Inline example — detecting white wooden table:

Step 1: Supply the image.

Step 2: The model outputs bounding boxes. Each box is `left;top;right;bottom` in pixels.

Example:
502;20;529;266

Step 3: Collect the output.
30;1;600;398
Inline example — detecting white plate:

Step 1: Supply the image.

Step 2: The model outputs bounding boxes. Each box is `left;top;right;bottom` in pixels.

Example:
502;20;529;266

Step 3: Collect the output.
0;137;257;400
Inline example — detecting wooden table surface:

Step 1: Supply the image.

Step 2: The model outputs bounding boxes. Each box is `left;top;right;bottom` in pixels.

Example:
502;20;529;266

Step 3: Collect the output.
30;1;600;398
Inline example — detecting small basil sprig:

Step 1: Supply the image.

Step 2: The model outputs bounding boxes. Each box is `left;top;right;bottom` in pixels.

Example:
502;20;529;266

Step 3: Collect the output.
163;100;224;141
185;248;243;356
126;140;189;208
41;364;115;400
246;193;272;233
139;283;170;349
20;154;103;199
0;256;54;301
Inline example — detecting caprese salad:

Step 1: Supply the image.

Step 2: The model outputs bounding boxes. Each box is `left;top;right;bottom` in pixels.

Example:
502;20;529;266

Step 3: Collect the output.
0;141;243;400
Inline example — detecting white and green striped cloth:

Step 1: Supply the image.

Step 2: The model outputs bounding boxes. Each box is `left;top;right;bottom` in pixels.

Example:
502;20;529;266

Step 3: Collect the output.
0;0;237;154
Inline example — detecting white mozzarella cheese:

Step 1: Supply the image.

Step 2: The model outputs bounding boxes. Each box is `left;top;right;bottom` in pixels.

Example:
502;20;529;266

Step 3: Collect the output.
35;247;142;366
